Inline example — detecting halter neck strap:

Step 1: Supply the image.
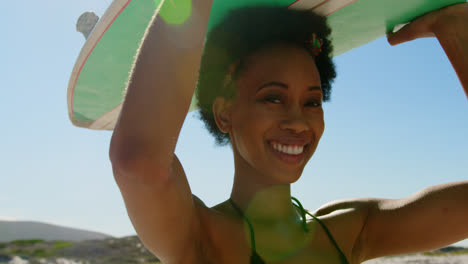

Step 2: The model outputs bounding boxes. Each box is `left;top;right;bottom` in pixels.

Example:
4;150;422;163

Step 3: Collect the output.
291;196;310;233
228;198;258;251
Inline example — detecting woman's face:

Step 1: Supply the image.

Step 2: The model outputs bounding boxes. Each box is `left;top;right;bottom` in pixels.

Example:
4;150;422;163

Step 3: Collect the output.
220;43;325;183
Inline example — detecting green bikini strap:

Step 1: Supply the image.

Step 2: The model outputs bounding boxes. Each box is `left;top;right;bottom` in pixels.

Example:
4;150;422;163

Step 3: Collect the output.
229;198;258;252
293;199;349;264
291;196;310;233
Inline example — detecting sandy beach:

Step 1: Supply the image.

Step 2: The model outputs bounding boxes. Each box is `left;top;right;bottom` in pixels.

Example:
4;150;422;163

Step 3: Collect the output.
363;254;468;264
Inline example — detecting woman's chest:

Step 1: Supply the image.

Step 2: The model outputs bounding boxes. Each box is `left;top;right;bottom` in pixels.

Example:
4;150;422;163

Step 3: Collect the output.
198;213;351;264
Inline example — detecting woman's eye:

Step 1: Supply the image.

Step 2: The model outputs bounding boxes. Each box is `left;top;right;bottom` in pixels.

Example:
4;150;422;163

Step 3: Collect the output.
264;96;282;104
306;101;322;107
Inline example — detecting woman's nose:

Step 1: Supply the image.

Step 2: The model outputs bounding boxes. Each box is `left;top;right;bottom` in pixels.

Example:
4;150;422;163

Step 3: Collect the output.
278;108;310;134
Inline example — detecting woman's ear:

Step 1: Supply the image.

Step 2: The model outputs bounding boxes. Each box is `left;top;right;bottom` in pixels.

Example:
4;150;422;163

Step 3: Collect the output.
213;97;232;134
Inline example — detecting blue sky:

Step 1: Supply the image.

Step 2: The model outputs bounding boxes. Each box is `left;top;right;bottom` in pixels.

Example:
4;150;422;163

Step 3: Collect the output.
1;0;467;248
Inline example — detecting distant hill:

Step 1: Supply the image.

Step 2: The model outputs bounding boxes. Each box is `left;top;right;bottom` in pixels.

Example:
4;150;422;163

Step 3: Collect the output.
0;236;160;264
0;221;112;242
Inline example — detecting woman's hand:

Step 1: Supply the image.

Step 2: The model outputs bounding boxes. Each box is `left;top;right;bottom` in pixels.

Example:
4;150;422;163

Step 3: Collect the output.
388;3;468;99
387;3;468;45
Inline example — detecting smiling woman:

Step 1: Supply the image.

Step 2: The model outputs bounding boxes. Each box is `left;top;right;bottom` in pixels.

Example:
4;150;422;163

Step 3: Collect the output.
213;43;326;185
91;0;468;264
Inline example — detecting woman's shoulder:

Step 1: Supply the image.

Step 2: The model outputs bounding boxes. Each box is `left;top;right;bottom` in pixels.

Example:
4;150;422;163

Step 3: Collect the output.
193;198;252;263
193;197;243;237
307;198;377;264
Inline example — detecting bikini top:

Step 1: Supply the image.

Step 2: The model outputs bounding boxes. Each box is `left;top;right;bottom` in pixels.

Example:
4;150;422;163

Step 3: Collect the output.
228;197;349;264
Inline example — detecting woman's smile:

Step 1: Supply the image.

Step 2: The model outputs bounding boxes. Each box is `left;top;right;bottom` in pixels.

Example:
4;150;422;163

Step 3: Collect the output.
268;140;310;164
272;142;305;155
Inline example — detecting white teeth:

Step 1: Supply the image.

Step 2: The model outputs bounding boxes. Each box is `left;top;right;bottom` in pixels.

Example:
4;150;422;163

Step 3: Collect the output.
293;146;299;153
271;142;304;155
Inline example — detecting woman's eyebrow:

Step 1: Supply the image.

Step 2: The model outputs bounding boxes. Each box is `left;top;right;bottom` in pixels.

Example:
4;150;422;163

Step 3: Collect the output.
257;81;322;92
257;81;288;92
308;86;322;92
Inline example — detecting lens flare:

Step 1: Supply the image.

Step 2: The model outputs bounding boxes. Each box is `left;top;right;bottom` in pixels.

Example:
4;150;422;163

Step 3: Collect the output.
158;0;192;25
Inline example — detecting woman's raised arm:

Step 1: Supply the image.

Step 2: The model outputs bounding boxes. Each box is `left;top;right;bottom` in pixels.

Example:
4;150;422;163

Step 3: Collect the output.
360;181;468;261
111;0;213;164
109;1;214;263
358;4;468;260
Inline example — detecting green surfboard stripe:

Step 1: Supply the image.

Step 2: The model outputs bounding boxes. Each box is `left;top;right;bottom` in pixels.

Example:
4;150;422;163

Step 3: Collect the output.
71;0;465;128
327;0;465;56
73;0;161;125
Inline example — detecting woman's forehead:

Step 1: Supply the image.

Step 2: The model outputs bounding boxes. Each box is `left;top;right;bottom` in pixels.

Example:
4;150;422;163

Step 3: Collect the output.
236;44;321;91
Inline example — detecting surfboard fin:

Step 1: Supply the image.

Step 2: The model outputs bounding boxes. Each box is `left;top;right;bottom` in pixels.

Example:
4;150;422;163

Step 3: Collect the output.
76;11;100;40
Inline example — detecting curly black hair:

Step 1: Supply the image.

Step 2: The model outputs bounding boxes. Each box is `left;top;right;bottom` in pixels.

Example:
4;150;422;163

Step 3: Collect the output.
196;6;336;146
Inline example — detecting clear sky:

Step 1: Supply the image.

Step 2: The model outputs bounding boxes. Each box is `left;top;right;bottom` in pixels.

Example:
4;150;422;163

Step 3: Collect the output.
1;0;467;248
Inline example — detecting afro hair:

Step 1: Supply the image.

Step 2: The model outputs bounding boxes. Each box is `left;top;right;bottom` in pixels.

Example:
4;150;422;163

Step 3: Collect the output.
196;6;336;146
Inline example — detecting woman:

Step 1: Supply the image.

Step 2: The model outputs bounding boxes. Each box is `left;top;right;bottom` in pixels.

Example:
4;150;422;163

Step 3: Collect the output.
109;1;468;263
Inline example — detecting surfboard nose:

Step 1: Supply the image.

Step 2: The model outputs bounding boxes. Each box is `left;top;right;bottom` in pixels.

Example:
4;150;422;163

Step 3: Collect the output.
77;11;100;39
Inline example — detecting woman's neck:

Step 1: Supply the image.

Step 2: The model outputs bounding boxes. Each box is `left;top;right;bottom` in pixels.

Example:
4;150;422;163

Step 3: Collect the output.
228;140;305;225
230;181;299;225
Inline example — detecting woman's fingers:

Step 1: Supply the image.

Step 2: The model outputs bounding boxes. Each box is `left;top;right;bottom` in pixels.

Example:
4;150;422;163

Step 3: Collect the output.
387;22;435;46
387;3;467;46
387;11;436;46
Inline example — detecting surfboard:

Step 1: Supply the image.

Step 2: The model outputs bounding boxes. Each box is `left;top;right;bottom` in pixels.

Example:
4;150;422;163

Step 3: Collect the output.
68;0;464;130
